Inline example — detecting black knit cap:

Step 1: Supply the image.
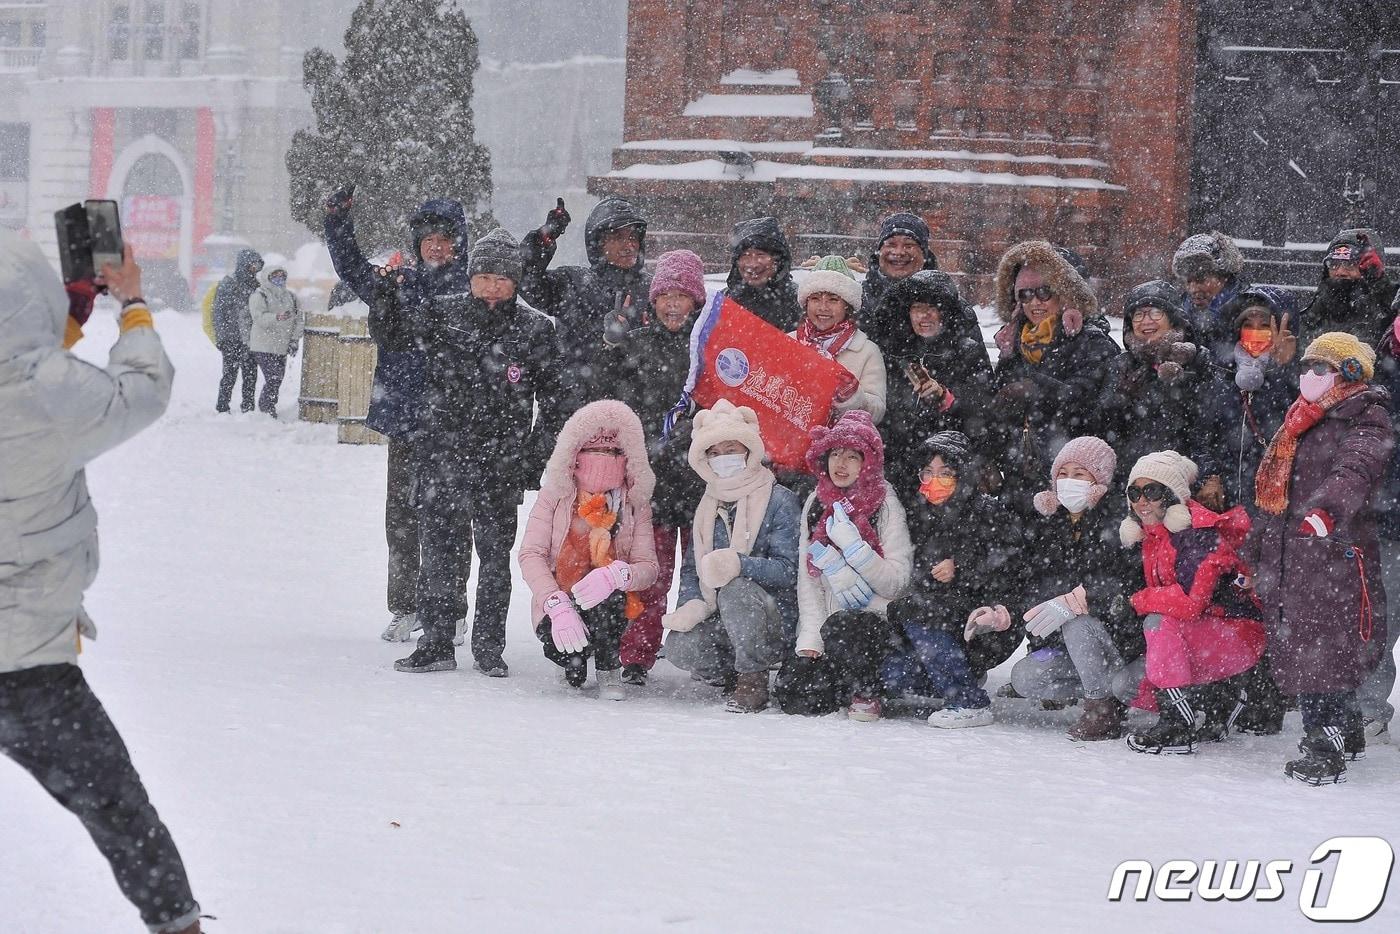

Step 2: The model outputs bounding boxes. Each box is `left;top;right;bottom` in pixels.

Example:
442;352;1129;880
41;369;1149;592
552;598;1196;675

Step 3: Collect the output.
919;430;973;474
878;212;931;254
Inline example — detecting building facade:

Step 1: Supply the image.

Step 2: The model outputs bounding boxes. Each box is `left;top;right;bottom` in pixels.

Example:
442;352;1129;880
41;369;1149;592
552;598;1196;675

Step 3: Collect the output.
590;0;1399;302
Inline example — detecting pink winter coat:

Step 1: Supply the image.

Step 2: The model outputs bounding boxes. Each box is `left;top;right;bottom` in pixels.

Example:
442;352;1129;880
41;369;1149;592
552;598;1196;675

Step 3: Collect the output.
518;399;660;625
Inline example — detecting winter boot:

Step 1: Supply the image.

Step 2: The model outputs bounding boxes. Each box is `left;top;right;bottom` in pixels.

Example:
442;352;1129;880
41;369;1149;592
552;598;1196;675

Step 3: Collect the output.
1235;660;1286;735
725;671;769;713
394;641;457;673
1342;717;1367;761
381;612;418;642
597;668;626;701
621;664;648;687
472;655;509;678
1067;696;1126;741
1285;727;1348;785
707;671;739;693
1127;687;1201;754
1198;678;1246;743
1362;716;1390;745
563;654;588;688
995;682;1023;699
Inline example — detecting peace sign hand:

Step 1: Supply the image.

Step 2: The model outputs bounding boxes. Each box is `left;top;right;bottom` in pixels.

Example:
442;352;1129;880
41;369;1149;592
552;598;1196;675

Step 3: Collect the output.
1270;313;1297;365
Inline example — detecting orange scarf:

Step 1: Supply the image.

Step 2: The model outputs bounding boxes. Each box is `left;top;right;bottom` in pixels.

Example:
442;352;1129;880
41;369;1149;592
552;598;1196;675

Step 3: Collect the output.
1019;316;1056;364
572;493;644;620
1255;381;1369;516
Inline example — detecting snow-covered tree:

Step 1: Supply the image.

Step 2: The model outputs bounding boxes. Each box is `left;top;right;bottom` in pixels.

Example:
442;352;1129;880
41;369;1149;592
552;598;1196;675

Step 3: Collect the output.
287;0;494;253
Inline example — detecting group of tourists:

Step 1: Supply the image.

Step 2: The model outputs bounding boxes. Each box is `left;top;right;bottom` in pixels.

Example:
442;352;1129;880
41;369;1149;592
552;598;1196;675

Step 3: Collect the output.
209;248;306;416
324;187;1399;788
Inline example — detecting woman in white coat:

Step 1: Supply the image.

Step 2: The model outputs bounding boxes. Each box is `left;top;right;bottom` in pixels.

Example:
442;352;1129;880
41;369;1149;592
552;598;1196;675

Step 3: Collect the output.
790;255;887;423
247;263;304;416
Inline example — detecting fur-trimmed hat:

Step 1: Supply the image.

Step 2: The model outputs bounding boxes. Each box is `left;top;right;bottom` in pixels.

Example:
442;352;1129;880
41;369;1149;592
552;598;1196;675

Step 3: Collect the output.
688;399;767;481
797;255;863;311
994;240;1099;326
1033;436;1116;517
650;249;707;307
540;399;655;502
1302;331;1376;382
1120;450;1197;546
805;409;885;478
468;228;523;282
1171;231;1244;281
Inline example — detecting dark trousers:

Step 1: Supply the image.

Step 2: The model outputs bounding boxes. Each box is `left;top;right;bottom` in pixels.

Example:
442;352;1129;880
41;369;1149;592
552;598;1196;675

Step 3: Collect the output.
620;525;689;669
0;664;199;932
537;595;630;672
250;352;287;414
821;610;895;698
882;626;993;709
217;343;256;411
414;472;518;663
386;437;421;617
1299;691;1362;732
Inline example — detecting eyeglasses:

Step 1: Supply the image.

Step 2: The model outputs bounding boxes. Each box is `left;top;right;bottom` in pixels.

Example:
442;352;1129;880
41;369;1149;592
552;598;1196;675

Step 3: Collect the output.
1126;482;1170;503
918;468;956;482
1016;286;1055;303
1306;361;1337;376
1130;306;1167;323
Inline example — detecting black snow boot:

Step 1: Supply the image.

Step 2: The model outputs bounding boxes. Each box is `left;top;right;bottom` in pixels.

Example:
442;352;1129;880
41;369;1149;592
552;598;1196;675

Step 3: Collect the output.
394;640;457;673
621;664;648;687
1198;678;1246;743
1234;658;1287;735
1128;687;1202;754
1285;727;1348;785
1342;717;1367;762
563;654;588;688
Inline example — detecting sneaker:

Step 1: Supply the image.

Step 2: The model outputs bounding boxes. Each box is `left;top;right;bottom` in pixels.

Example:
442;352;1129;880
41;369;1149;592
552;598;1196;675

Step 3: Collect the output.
847;695;882;722
381;613;419;642
472;657;509;678
927;705;994;729
1285;728;1348;785
394;641;457;673
563;655;588;688
597;668;625;701
1362;717;1390;744
621;664;648;687
452;617;468;647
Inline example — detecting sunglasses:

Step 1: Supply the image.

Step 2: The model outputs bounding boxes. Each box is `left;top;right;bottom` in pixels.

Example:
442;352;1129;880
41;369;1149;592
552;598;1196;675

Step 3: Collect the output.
1016;285;1055;303
1126;482;1170;503
1325;258;1357;269
1305;361;1337;376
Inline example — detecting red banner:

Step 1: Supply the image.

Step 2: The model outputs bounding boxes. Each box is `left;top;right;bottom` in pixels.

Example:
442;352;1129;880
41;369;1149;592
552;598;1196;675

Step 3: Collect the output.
692;297;846;470
122;194;182;260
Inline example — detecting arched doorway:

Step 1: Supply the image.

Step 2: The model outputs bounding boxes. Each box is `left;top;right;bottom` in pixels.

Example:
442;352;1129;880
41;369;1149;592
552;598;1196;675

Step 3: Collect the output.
107;135;195;310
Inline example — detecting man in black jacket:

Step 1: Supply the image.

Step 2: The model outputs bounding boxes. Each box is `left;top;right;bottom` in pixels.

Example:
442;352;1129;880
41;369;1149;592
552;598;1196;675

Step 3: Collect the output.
1301;228;1398;346
212;248;263;413
520;197;652;411
383;228;566;676
859;211;939;349
725;216;801;331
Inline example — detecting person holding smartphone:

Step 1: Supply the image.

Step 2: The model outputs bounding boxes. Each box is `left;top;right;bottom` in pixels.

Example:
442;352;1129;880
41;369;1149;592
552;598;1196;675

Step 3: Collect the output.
0;230;203;933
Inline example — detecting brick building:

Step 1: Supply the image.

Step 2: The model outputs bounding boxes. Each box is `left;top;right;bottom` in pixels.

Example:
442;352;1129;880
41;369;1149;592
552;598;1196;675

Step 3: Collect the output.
589;0;1399;305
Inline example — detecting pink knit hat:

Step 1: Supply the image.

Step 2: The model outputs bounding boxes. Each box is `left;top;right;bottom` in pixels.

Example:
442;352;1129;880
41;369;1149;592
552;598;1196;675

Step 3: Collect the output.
649;249;707;307
805;410;885;477
1033;435;1117;517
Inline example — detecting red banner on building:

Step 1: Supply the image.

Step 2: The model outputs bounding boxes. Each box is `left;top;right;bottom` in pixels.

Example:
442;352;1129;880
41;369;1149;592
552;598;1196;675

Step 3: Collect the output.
690;295;846;470
122;194;182;260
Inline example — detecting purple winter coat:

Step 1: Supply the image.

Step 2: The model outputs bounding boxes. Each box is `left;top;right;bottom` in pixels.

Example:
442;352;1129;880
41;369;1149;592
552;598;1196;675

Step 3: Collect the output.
1247;386;1394;694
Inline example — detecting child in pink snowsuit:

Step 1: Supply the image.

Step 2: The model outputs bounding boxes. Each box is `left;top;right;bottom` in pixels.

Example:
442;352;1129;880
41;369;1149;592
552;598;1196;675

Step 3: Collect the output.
1119;451;1267;754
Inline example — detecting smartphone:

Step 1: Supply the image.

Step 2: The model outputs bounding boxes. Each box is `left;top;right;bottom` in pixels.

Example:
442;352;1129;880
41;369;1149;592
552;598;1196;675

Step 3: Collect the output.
904;360;932;386
54;200;124;284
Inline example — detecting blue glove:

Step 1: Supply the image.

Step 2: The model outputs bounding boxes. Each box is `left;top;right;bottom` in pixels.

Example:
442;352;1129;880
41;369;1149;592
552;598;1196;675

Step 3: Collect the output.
825;501;863;551
807;542;875;609
834;576;876;611
807;541;845;575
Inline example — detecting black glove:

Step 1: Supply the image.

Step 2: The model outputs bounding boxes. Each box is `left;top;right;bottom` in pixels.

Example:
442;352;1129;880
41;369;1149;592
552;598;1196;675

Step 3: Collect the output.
541;197;571;241
326;184;355;216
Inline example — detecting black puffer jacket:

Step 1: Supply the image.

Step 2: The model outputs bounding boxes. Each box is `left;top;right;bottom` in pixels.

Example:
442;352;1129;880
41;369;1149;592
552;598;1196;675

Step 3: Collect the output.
211;248;264;348
1023;500;1142;657
613;321;706;528
1301;228;1398;346
375;290;564;499
725;217;801;332
878;271;994;487
520;197;653;410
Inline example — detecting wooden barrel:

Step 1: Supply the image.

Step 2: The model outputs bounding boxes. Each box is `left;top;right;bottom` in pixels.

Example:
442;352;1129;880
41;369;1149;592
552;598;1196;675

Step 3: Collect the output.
297;313;341;423
335;315;387;445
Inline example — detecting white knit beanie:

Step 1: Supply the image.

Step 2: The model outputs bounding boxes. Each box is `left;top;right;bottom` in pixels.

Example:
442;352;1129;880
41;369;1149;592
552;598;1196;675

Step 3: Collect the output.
1120;450;1197;546
797;256;863;312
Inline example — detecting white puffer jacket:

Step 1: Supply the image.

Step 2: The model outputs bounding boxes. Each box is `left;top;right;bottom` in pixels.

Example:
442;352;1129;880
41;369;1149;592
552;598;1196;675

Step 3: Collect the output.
795;482;912;655
0;230;173;673
247;267;304;355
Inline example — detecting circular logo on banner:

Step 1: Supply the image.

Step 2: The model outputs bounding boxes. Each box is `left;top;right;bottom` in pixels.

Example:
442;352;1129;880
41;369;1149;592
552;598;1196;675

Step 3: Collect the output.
506;364;523;384
716;347;750;387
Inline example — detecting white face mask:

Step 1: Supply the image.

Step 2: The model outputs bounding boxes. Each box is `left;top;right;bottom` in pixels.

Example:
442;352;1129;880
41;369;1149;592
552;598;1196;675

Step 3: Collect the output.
708;453;747;479
1056;477;1095;513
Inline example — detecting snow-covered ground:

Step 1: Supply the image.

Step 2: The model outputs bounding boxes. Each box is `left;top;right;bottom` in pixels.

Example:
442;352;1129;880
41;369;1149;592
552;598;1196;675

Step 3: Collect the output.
2;310;1397;933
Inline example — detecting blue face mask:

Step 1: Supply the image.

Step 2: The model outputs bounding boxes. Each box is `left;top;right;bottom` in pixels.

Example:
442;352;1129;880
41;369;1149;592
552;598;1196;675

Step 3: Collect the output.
270;274;288;288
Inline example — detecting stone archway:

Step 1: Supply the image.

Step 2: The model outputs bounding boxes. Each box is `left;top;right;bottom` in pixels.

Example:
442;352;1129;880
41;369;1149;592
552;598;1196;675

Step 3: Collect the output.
105;134;195;283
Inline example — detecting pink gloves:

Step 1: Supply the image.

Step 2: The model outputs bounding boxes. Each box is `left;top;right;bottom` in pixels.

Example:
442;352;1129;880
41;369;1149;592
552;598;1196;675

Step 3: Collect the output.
1024;586;1089;639
964;605;1012;641
544;590;589;654
570;560;632;610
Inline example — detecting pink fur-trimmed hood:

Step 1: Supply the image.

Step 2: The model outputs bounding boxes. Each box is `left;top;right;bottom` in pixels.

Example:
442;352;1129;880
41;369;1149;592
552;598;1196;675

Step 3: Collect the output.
538;399;655;502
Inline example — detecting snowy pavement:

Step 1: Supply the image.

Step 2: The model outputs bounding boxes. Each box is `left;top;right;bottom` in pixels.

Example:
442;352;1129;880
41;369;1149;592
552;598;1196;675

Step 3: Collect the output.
2;310;1397;933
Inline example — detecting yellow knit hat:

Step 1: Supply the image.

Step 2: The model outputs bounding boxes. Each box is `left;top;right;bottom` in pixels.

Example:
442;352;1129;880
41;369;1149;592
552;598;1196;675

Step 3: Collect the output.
1302;331;1375;381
